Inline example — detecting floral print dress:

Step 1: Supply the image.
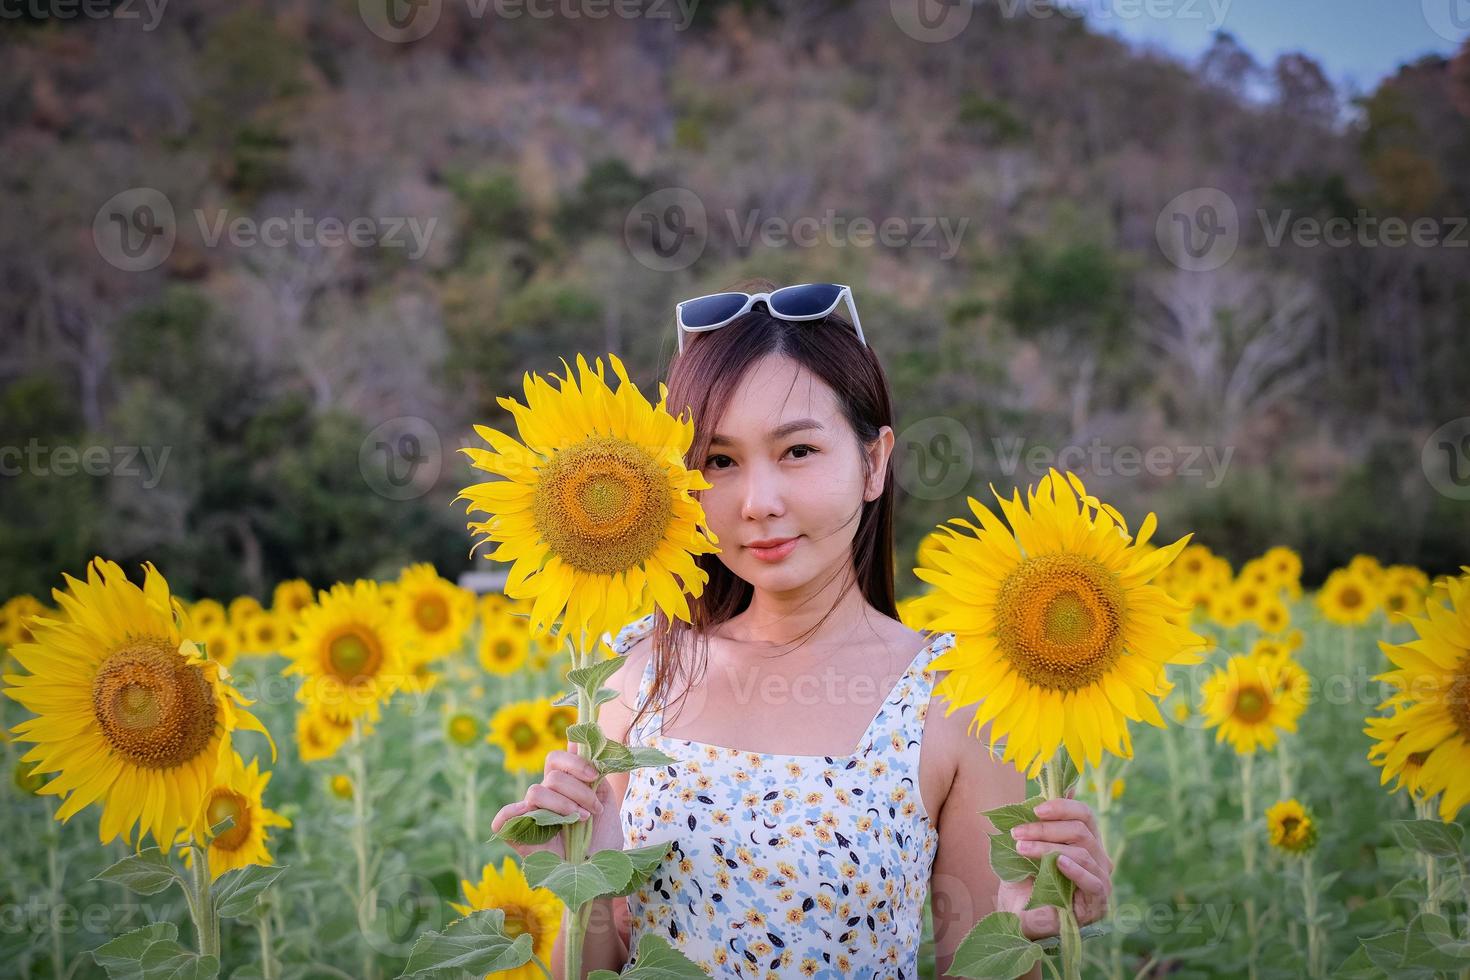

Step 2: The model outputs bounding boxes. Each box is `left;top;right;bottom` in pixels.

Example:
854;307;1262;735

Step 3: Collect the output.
607;613;956;978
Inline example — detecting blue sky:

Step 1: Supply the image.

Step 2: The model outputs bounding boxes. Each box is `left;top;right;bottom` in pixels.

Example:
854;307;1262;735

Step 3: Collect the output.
1082;0;1466;94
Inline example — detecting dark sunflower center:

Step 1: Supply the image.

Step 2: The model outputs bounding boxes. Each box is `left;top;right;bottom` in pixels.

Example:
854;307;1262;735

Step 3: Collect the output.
510;720;539;750
448;715;478;745
205;789;252;851
994;554;1126;691
1340;587;1362;609
414;594;449;632
1448;662;1470;741
325;628;382;683
532;436;675;575
92;639;218;770
1232;684;1272;723
1281;816;1300;836
502;908;529;939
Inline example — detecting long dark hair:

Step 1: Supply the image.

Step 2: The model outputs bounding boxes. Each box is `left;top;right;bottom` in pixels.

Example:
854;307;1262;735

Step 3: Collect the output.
624;277;901;744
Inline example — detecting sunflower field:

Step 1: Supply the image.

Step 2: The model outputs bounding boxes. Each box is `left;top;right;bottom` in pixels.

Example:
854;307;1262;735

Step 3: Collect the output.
2;355;1469;980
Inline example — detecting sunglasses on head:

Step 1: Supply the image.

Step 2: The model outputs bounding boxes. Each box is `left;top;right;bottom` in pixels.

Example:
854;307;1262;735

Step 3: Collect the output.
675;282;867;354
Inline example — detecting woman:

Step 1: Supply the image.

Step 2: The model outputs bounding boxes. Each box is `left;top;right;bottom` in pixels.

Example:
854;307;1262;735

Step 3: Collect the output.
491;278;1114;978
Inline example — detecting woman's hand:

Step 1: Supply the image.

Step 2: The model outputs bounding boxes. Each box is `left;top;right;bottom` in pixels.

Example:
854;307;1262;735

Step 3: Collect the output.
489;748;624;861
996;788;1113;941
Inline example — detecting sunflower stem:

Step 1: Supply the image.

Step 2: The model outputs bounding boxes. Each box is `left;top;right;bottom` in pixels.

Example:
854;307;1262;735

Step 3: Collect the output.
1276;738;1293;800
1239;752;1259;980
1415;796;1443;917
257;897;278;980
188;840;220;959
1042;756;1083;980
1300;850;1323;979
46;804;66;980
347;719;380;980
1160;718;1188;859
462;754;480;878
562;624;593;980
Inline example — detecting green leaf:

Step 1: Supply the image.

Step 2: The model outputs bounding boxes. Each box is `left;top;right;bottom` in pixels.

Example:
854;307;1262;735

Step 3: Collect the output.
611;842;674;897
614;933;714;977
567;722;609;758
488;807;581;846
1051;754;1080;797
213;865;286;918
400;908;534;978
947;911;1045;979
522;849;638;908
988;831;1040;883
1033;921;1111;951
1386;878;1426;905
92;848;180;897
1402;912;1470;970
1024;852;1074;911
1358;926;1409;972
552;687;618;708
91;923;221;980
567;655;626;695
1332;945;1393;979
598;744;677;773
981;795;1045;834
1390;819;1464;858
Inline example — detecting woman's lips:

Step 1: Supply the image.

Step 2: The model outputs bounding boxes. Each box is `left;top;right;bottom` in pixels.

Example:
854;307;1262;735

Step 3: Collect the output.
746;536;801;562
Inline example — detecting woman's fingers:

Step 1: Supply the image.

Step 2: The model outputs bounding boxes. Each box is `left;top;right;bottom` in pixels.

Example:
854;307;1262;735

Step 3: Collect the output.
526;780;592;819
543;769;604;815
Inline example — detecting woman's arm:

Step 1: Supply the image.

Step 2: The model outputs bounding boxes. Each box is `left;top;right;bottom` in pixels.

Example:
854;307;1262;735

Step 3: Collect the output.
929;730;1041;980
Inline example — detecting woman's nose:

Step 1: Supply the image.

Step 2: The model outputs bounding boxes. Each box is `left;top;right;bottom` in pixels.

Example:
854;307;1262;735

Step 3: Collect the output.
738;460;786;521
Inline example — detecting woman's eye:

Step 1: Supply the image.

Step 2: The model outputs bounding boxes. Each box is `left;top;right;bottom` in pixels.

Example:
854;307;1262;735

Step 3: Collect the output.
704;454;733;470
787;444;818;460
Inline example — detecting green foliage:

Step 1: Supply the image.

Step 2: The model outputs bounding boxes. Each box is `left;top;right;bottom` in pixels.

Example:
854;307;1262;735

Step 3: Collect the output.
91;923;219;980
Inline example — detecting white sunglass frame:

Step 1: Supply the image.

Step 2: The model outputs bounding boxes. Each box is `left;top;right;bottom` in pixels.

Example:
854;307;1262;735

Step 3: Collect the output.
675;283;867;354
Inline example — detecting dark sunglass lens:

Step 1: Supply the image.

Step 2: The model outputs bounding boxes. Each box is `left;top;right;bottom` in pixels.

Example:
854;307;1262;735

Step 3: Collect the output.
769;284;843;317
680;293;749;328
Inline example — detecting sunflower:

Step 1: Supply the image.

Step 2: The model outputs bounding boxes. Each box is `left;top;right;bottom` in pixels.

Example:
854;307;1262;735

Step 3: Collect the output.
187;750;290;878
910;469;1208;777
540;696;577;745
1317;568;1378;625
294;702;368;763
1256;599;1290;635
237;612;289;657
228;595;264;624
1;594;50;647
1363;574;1470;821
454;352;721;650
1263;546;1303;587
329;773;354;799
450;858;563;979
1208;591;1244;629
1265;799;1318;854
1201;652;1303;755
196;626;240;668
487;699;551;775
188;599;228;635
283;580;412;721
446;711;480;746
272;579;314;620
477;620;530;676
1364;723;1432;800
1381;565;1431;621
393;563;476;660
3;558;272;847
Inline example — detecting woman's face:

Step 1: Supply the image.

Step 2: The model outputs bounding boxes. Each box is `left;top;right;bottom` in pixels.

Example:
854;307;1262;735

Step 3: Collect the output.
697;354;893;594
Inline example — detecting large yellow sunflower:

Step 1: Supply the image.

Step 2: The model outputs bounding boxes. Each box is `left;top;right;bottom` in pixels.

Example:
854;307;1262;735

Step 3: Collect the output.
1364;573;1470;822
911;469;1208;778
454;352;720;649
283;580;412;721
3;558;272;847
187;750;291;878
393;563;476;660
1201;652;1303;754
450;858;563;980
